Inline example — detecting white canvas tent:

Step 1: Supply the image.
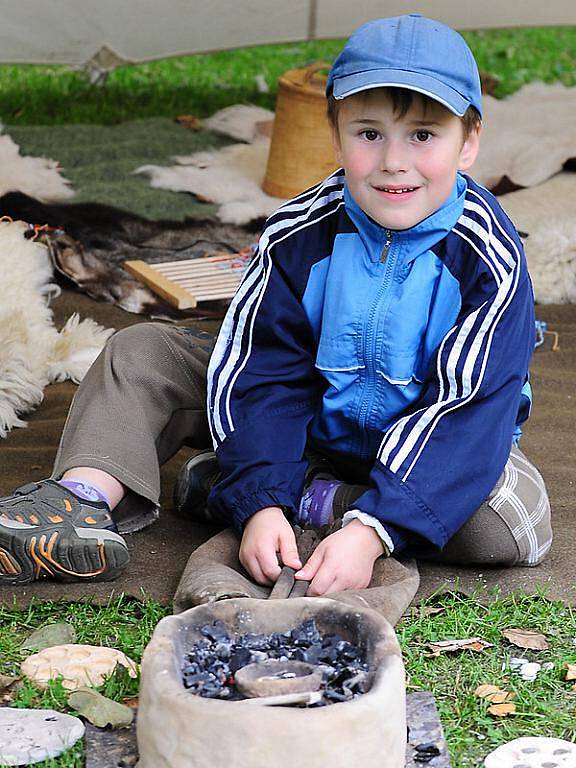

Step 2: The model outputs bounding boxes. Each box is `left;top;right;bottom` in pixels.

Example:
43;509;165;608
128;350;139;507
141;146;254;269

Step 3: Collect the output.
0;0;574;71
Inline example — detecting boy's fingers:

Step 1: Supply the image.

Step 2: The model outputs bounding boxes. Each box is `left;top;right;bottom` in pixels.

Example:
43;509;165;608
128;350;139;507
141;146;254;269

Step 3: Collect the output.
307;570;338;597
294;549;322;581
258;550;282;583
240;547;274;586
278;536;302;571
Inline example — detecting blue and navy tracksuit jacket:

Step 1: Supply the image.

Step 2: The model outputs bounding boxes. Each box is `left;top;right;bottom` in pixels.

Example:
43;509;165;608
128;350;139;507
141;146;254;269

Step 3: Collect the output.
206;170;535;554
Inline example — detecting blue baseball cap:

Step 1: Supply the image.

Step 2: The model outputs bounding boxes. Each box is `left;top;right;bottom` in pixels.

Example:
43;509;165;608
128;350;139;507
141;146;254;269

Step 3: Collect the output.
326;14;482;118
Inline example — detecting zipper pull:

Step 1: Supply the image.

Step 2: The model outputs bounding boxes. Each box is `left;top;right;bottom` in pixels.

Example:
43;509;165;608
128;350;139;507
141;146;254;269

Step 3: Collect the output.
380;229;393;263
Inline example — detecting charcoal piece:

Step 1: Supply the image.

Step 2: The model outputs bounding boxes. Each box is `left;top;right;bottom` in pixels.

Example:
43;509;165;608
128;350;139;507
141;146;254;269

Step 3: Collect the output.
339;644;360;662
323;688;352;702
214;641;232;659
240;633;269;650
229;647;252;674
200;620;230;643
184;671;217;692
181;661;201;676
342;671;368;694
291;618;321;646
319;647;339;663
415;743;440;756
249;650;268;664
207;662;230;684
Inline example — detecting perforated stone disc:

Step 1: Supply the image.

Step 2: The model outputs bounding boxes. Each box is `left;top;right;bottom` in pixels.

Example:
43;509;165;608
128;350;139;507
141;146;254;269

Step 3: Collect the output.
0;707;84;765
21;643;138;691
484;737;576;768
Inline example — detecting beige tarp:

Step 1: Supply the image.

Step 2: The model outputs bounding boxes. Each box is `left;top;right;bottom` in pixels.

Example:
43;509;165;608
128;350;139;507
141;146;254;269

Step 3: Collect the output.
0;0;574;68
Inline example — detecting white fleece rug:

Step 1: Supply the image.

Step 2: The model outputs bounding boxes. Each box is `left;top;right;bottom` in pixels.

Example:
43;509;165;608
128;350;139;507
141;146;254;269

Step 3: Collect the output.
499;173;576;305
0;126;73;201
137;83;576;224
0;220;113;437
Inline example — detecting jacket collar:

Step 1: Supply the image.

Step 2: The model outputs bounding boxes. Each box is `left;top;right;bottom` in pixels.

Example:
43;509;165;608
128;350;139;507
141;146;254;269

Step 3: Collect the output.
344;172;467;263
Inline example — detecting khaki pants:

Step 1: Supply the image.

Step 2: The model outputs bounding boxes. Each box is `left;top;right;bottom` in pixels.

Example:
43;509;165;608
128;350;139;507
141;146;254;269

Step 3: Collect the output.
53;323;552;566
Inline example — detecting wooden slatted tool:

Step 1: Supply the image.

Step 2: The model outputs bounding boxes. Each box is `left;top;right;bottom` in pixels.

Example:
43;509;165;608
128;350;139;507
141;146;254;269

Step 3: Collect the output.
125;250;251;309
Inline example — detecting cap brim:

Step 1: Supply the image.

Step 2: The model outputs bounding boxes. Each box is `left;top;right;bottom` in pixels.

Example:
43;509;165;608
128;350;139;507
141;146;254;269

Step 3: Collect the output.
331;69;471;117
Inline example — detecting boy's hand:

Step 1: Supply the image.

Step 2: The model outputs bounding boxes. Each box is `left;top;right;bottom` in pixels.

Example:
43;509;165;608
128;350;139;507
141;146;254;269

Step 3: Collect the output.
239;507;302;586
294;519;385;596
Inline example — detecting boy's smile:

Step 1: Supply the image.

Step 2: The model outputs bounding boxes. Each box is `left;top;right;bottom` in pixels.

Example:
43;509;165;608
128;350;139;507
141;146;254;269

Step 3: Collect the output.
332;89;480;231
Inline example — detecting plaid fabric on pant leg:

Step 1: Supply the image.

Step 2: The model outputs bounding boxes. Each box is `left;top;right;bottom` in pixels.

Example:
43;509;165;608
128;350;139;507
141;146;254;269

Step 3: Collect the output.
418;445;552;567
486;445;552;566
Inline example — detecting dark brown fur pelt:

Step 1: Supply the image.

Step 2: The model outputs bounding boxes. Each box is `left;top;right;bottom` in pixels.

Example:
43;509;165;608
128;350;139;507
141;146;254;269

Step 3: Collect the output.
0;192;260;318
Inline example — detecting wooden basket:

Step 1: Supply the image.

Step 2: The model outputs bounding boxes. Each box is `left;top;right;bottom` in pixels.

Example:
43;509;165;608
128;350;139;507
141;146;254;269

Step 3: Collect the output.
262;63;338;199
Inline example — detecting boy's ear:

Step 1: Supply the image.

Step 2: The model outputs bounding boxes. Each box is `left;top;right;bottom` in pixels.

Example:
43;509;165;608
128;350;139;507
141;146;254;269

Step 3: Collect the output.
458;123;482;171
331;126;344;166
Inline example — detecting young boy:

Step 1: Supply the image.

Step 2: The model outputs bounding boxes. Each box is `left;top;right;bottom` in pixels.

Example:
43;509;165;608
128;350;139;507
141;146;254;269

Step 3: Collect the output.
0;14;551;591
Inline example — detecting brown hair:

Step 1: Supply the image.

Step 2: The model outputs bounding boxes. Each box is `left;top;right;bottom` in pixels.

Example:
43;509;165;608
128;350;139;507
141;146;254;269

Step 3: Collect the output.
327;87;481;138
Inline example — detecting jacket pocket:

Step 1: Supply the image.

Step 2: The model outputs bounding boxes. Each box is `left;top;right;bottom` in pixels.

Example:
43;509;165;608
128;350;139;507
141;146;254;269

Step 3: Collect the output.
315;334;364;374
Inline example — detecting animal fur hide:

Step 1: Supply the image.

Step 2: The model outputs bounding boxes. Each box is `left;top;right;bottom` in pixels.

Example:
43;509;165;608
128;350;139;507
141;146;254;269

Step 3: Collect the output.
0;126;73;202
137;84;576;225
0;192;256;317
0;219;113;437
499;173;576;304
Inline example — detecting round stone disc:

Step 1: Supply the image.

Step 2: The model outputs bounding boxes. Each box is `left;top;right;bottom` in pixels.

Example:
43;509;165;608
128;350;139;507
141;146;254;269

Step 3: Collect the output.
0;707;85;765
484;736;576;768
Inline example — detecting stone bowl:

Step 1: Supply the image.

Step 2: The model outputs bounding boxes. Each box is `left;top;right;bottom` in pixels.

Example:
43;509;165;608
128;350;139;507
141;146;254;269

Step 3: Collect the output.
137;597;406;768
234;658;323;697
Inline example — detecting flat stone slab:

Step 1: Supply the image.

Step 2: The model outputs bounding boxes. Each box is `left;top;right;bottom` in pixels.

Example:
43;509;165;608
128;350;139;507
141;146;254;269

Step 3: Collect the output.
406;691;451;767
84;692;451;767
0;707;85;766
85;716;139;768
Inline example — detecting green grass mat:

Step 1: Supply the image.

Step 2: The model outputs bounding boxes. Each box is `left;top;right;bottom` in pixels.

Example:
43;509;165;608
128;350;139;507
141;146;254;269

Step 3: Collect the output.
6;119;231;220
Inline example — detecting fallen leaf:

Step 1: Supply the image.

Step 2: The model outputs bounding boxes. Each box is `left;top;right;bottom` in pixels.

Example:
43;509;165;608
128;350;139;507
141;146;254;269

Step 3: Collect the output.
174;114;203;130
21;622;77;652
488;690;516;704
0;674;19;691
502;628;549;650
474;684;515;703
427;637;493;655
420;606;446;618
488;702;516;717
474;684;500;698
0;674;21;703
68;688;134;729
122;696;139;709
564;664;576;681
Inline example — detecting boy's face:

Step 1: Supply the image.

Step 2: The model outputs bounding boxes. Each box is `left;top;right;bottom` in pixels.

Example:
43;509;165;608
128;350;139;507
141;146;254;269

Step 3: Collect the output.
332;89;480;231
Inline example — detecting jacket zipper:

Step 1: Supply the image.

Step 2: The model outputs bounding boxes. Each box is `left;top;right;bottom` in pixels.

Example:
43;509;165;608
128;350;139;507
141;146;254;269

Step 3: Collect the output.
380;229;393;262
358;231;397;455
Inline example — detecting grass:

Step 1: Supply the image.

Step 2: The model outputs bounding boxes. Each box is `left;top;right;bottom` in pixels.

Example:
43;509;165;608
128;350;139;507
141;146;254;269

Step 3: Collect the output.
0;26;574;125
1;591;576;767
398;590;576;765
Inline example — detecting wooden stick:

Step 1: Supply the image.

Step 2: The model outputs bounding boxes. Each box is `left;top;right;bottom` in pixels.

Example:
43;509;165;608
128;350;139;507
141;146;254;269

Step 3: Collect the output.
124;260;197;309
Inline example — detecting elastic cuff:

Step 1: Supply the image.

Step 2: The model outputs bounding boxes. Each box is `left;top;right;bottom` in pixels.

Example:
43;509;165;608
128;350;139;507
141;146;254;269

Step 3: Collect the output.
342;510;394;555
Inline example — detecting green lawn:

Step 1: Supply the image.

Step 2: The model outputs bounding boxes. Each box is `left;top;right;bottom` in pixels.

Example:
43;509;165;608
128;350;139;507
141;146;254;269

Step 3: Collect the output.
0;26;574;125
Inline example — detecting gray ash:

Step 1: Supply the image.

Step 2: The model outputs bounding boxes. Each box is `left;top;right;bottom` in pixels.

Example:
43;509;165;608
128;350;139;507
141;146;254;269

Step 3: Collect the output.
182;617;369;704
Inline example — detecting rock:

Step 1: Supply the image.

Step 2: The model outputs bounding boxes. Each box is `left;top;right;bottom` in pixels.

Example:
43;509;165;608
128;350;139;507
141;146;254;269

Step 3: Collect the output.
484;736;576;767
21;644;138;691
0;707;84;765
